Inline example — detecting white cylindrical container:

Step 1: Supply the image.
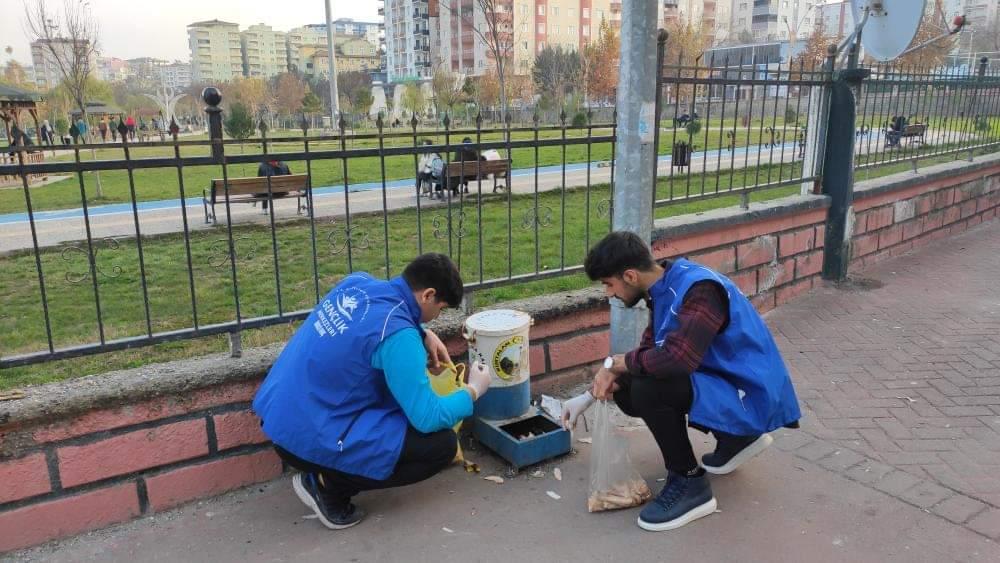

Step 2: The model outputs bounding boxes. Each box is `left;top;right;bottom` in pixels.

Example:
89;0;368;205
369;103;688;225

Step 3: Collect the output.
463;309;532;420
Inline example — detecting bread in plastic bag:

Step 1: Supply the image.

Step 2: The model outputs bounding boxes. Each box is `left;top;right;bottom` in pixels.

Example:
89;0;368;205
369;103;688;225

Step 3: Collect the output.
587;400;652;512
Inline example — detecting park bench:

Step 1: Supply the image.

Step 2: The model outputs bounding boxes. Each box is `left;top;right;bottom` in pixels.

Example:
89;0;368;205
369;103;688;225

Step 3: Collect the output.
885;123;927;148
444;159;512;194
202;174;310;224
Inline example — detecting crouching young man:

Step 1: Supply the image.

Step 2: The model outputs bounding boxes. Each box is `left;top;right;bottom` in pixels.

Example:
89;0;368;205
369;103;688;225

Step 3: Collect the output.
253;253;490;529
562;231;801;532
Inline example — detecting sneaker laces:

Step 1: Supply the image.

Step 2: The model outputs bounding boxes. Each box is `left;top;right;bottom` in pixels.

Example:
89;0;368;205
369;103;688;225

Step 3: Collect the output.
654;476;689;509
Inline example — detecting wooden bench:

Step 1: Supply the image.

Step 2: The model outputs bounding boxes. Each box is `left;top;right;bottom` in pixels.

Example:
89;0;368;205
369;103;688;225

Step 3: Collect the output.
886;123;927;147
443;159;512;193
202;174;310;224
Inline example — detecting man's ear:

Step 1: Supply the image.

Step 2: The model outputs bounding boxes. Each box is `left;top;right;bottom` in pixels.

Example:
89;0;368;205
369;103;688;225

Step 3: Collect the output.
419;287;437;304
621;269;640;286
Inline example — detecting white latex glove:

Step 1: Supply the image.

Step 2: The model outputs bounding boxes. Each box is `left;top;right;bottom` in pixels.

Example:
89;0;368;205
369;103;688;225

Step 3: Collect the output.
560;391;596;430
466;361;490;401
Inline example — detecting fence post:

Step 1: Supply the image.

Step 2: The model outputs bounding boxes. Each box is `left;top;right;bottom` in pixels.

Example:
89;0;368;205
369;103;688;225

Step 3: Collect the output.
820;49;870;282
203;87;224;160
609;1;660;356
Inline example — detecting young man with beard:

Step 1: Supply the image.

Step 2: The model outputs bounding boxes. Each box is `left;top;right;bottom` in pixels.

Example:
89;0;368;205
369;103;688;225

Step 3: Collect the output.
562;231;801;531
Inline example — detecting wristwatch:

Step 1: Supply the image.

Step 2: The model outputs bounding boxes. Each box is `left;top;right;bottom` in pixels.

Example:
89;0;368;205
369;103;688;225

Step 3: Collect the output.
603;356;614;370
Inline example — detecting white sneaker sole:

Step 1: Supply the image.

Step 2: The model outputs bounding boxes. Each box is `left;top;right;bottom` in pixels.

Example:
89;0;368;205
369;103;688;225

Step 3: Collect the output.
703;433;774;475
292;473;361;530
637;496;718;532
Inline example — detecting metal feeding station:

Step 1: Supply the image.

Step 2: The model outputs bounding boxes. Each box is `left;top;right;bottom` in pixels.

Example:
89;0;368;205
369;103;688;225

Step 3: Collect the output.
463;310;571;469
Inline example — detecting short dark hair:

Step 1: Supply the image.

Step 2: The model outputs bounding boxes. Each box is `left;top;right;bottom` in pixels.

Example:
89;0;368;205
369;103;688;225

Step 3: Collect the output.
584;231;656;280
403;253;464;307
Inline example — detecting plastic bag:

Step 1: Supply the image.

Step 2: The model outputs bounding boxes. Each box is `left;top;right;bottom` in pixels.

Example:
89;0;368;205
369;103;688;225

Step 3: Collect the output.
587;401;652;512
427;362;469;463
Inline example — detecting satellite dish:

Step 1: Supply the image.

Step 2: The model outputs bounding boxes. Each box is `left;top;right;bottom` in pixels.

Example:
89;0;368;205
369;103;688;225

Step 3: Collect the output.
849;0;927;61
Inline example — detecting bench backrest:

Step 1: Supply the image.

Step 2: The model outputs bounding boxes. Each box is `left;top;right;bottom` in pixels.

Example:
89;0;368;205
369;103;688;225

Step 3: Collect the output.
210;174;309;197
445;159;510;177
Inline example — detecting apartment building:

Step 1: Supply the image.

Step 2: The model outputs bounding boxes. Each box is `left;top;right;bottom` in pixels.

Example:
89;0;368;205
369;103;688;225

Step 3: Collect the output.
660;1;732;45
241;24;288;78
30;38;97;90
188;20;244;83
729;0;821;43
382;0;433;82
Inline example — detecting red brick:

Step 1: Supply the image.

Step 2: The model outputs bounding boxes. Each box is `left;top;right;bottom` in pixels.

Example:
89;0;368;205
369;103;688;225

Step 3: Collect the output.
530;309;609;340
942;204;961;225
977;196;994;214
690;247;736;274
736;236;777;269
33;380;260;444
853;232;879;257
548;331;609;371
924;211;944;231
778;228;815;258
752;292;776;315
0;483;140;553
933;188;955;210
730;269;757;297
795;251;824;278
814;225;825;248
530;344;547;377
901;218;923;241
960;199;978;219
967;214;983;228
878;224;904;250
853;212;868;235
58;419;208;488
144;450;282;512
653;207;828;258
889;241;914;257
867;206;895;231
757;260;795;292
776;279;812;306
213;411;268;451
914;194;933;216
0;453;51;504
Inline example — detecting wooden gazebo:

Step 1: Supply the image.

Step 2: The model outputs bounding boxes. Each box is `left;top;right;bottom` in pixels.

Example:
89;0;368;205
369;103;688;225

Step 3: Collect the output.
0;84;43;146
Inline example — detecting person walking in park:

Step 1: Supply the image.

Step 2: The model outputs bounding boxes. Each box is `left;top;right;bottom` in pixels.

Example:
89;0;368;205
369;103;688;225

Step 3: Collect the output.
416;139;439;198
562;231;801;532
253;253;491;530
126;115;136;141
97;117;108;143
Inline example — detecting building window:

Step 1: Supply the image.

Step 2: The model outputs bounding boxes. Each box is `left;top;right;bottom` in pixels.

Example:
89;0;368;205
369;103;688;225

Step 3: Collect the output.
538;23;545;33
552;6;558;16
553;24;559;34
583;8;590;18
521;5;528;16
538;41;545;51
523;41;528;50
569;8;575;18
596;9;604;20
569;25;575;35
522;22;528;32
583;26;590;36
538;5;544;16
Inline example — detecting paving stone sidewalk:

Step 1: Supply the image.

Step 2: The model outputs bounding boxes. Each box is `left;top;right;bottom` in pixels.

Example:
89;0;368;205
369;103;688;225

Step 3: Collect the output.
768;219;1000;539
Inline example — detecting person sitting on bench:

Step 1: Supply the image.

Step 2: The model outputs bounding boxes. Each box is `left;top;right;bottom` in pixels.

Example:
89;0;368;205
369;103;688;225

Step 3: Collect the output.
452;137;484;194
257;159;292;211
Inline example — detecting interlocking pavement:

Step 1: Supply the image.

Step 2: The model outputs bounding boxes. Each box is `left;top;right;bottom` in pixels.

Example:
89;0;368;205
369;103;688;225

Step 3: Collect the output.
768;218;1000;539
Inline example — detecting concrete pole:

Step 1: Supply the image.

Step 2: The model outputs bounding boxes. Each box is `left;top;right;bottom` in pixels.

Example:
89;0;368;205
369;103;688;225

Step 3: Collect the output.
325;0;341;126
609;0;660;355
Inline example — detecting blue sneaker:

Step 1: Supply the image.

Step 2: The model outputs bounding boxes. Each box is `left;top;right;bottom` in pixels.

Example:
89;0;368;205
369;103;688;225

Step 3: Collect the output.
292;473;365;530
638;472;717;532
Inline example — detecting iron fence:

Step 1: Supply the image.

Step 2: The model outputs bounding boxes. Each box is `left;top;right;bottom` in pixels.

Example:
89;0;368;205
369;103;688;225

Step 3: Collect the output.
1;54;999;369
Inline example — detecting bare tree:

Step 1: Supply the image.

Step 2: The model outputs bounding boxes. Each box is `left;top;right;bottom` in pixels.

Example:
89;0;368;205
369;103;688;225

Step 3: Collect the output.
442;0;514;123
24;0;100;122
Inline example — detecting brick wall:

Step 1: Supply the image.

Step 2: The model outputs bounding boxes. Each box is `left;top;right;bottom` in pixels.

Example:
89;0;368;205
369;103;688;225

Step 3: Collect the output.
848;163;1000;273
2;156;998;553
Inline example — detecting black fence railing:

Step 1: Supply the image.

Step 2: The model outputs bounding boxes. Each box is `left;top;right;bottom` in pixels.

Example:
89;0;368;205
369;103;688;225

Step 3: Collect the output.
2;55;999;369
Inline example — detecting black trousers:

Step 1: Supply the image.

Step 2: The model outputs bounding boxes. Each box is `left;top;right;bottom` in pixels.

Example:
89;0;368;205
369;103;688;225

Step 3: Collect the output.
274;425;457;508
613;373;698;475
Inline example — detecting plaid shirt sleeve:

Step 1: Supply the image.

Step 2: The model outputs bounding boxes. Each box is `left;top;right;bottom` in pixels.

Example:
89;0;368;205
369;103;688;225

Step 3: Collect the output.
623;281;728;380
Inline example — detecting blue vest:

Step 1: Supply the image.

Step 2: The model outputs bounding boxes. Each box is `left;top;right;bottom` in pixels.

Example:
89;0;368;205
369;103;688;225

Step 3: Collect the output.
252;274;424;480
650;259;801;436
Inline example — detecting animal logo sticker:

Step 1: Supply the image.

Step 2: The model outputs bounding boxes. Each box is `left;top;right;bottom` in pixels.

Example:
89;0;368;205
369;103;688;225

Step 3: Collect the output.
313;286;370;338
492;335;524;381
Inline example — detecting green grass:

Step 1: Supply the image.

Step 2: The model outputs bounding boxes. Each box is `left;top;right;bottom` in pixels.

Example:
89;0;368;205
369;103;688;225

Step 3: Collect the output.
1;144;997;390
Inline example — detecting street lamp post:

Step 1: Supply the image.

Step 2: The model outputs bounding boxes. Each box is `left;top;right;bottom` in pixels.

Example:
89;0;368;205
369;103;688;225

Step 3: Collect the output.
324;0;341;128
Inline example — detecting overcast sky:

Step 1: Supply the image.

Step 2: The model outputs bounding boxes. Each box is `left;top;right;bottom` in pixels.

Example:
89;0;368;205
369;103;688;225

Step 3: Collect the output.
1;0;379;65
